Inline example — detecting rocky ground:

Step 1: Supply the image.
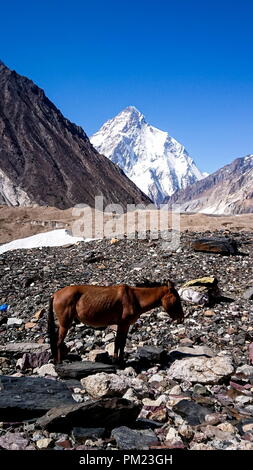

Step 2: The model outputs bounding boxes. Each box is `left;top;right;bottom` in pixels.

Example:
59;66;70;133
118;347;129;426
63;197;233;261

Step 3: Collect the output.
0;230;253;451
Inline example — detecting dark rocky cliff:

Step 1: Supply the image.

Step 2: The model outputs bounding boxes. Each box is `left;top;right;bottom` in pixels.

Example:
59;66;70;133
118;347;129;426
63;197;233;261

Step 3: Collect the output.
0;61;151;209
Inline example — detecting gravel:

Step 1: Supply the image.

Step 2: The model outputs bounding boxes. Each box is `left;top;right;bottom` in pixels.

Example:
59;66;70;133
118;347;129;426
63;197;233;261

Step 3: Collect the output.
0;229;253;450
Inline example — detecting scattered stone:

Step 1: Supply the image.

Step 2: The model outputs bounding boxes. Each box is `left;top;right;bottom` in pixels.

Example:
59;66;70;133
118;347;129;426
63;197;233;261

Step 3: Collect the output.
173;399;212;425
202;424;235;440
142;395;167;407
122;388;140;404
105;342;115;356
168;355;234;384
0;432;30;450
72;427;105;443
16;351;51;370
37;363;58;377
217;422;236;433
0;356;9;367
148;407;167;423
179;337;194;346
243;287;253;300
169;384;182;395
178;422;194;439
111;426;159;449
136;346;167;364
36;437;53;449
192;384;209;396
81;372;131;398
240;420;253;433
190;443;214;450
110;238;119;244
88;349;110;363
7;318;23;326
191;238;238;255
165;427;184;446
103;333;115;343
234;365;253;381
25;322;36;329
36;398;141;432
204;413;226;425
235;396;253;405
204;310;216;317
225;441;253;450
33;308;45;320
119;367;137;377
55;361;116;379
249;343;253;365
148;373;164;383
72;393;84;403
55;438;72;449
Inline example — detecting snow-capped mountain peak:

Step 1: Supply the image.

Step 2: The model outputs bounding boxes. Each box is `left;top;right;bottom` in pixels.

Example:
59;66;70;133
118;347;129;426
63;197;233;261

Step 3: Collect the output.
91;107;205;204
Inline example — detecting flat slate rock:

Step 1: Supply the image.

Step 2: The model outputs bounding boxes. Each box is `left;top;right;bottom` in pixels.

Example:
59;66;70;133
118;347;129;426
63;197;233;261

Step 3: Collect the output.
36;397;141;432
136;346;167;364
173;399;212;426
0;342;50;355
168;345;214;361
72;427;106;442
111;426;159;449
0;375;74;421
192;238;238;255
55;361;116;379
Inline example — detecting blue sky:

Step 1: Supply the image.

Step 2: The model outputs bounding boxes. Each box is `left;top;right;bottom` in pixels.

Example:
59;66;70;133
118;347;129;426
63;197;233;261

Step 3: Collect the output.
1;0;253;173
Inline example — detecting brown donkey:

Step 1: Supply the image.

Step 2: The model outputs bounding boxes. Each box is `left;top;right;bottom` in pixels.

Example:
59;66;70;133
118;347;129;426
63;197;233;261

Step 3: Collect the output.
48;280;184;364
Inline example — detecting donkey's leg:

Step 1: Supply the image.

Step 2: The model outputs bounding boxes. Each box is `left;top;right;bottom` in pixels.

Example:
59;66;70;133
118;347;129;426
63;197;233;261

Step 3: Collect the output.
56;306;76;362
56;325;69;363
114;322;130;366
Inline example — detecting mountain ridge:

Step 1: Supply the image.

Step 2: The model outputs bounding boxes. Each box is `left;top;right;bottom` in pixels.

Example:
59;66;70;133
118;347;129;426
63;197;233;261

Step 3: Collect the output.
164;154;253;214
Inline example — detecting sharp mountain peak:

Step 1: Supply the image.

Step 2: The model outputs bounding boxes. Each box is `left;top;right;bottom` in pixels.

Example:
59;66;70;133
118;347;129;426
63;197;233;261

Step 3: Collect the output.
91;106;204;204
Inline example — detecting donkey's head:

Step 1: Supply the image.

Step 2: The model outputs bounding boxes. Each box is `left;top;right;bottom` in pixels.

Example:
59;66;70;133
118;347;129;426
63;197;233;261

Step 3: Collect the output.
161;280;184;324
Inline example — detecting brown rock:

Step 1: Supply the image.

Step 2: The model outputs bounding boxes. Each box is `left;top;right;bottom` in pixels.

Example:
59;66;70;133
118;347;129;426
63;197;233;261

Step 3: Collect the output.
204;310;215;317
33;308;45;320
192;238;238;255
25;322;36;329
55;439;72;449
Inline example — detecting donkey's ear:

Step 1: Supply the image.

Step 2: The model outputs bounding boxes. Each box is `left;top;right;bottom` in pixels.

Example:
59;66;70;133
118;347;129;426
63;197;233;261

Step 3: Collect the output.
167;280;174;288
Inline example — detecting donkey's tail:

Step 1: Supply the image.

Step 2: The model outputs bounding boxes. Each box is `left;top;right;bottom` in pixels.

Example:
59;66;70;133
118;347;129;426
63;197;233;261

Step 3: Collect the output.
48;295;57;361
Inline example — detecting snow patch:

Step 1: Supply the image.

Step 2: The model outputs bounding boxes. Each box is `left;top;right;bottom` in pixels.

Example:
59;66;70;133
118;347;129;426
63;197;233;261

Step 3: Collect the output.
0;229;96;255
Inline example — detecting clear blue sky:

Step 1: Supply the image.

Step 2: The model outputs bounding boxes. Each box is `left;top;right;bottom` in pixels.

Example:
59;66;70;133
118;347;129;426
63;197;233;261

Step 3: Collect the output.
1;0;253;173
